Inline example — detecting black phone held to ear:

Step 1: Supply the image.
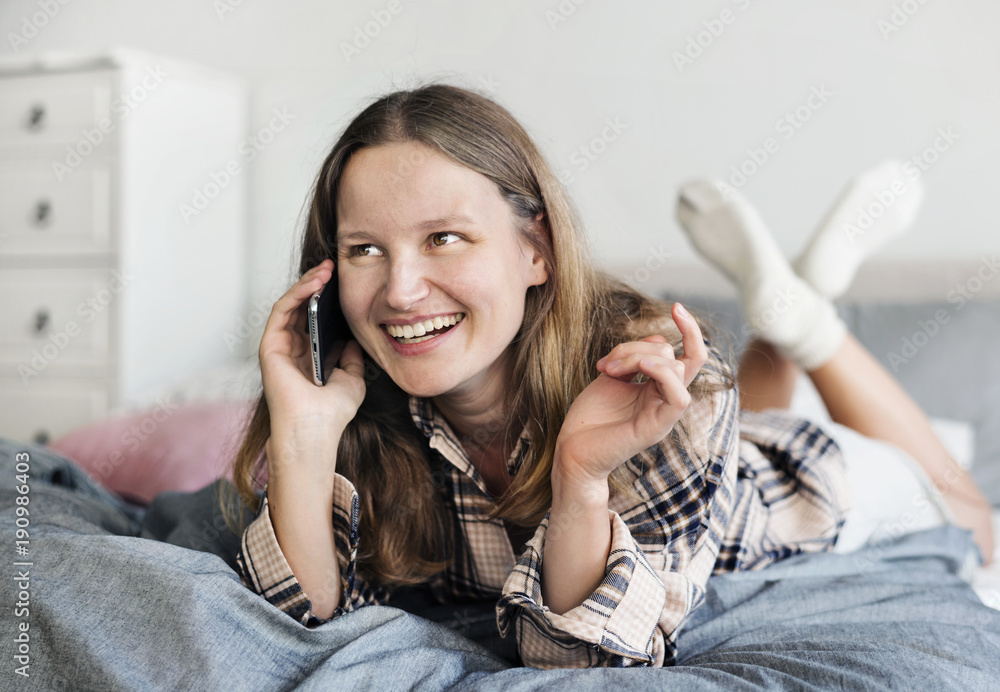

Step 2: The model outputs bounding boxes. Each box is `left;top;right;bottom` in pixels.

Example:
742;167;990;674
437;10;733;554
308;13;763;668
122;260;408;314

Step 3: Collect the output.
307;266;353;386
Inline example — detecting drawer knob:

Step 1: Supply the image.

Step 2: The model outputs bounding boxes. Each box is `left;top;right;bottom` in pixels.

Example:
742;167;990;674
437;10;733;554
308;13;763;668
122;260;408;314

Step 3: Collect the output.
34;308;50;334
34;199;51;227
27;104;46;132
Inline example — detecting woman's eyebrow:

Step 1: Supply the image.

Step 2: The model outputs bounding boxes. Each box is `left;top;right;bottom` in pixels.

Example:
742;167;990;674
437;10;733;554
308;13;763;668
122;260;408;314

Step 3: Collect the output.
338;214;477;242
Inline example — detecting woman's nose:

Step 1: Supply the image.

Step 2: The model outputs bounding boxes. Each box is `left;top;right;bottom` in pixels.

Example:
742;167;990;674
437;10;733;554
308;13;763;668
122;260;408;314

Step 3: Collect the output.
384;258;430;311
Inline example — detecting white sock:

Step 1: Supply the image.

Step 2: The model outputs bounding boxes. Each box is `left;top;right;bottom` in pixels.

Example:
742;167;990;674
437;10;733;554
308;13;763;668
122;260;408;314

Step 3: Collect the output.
676;180;847;371
793;160;924;300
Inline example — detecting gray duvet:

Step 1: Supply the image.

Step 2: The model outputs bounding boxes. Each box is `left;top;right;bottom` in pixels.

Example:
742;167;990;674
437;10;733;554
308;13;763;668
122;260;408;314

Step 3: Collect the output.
3;439;999;691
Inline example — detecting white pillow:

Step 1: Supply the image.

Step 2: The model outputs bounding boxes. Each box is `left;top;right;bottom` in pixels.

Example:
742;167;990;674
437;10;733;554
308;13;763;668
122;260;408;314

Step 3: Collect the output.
826;420;953;556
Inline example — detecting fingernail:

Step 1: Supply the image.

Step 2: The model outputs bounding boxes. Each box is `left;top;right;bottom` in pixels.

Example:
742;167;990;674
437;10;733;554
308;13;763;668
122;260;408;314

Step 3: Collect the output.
607;359;621;369
675;303;688;317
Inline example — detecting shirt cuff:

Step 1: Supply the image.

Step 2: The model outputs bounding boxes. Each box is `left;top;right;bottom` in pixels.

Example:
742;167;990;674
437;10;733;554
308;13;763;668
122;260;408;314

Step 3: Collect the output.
235;473;364;627
496;509;669;668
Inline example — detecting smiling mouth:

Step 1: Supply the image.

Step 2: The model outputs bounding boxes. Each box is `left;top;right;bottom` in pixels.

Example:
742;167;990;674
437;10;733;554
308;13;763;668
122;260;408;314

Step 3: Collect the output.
384;313;465;344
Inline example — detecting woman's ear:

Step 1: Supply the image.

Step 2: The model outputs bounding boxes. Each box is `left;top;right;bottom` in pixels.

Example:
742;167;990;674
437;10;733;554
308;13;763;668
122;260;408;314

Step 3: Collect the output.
526;213;550;287
529;255;548;287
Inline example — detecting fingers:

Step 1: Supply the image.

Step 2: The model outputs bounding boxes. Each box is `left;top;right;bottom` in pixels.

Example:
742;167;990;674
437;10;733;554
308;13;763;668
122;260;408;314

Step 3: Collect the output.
337;340;367;380
259;262;335;371
272;260;335;331
600;350;685;384
672;302;708;388
321;339;368;385
597;336;675;372
598;348;691;430
594;303;708;388
260;261;334;351
635;356;691;409
324;338;346;369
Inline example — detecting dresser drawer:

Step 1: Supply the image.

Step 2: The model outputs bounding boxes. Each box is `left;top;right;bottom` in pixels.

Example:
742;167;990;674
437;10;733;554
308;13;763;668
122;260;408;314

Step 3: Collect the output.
0;70;113;148
0;377;109;445
0;160;112;257
0;268;117;372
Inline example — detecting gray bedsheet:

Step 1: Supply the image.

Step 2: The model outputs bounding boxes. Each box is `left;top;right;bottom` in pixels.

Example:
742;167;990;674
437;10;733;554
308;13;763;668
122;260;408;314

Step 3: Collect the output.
3;439;999;691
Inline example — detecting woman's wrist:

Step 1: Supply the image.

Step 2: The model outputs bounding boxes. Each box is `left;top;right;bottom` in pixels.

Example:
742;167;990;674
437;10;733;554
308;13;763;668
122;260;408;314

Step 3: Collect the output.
265;427;343;489
551;445;610;511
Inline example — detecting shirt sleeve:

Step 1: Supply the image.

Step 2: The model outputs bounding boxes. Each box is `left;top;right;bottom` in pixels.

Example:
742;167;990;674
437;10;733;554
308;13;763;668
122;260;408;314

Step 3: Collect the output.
235;473;384;627
496;346;741;668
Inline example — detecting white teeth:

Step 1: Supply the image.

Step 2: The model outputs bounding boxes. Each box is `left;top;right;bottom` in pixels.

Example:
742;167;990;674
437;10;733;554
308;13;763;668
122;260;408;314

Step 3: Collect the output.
385;313;464;340
400;333;437;344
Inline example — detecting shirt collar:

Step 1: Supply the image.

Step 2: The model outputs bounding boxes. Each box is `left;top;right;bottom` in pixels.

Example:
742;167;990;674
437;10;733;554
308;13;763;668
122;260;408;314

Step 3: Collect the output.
408;395;533;477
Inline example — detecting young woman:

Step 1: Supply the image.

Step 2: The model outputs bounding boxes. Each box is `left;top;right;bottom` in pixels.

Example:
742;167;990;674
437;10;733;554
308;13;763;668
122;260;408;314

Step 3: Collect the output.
225;83;993;669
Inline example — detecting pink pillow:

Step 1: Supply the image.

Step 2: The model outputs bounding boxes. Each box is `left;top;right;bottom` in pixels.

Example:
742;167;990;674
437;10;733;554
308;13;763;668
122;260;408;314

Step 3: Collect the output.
49;400;257;506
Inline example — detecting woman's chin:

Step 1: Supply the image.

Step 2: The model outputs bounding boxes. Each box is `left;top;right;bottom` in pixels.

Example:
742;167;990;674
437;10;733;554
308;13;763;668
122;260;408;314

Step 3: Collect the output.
389;371;460;399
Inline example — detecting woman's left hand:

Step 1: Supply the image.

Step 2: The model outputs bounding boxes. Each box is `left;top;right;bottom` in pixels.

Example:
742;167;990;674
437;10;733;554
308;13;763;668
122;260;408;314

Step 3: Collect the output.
554;302;708;486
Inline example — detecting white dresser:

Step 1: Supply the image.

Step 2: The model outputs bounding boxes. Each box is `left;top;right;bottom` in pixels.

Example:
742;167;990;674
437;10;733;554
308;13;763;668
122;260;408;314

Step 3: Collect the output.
0;51;248;444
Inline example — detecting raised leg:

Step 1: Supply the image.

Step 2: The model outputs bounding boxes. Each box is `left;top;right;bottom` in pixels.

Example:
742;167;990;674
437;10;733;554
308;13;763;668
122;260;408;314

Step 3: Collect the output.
737;337;799;412
678;168;993;565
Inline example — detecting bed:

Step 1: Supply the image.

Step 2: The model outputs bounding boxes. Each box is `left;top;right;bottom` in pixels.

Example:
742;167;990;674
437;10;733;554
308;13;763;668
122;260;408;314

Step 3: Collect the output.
4;262;1000;690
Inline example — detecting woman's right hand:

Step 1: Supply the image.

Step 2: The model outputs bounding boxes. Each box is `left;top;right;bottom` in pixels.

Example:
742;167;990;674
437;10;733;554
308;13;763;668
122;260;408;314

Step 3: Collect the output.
258;259;367;482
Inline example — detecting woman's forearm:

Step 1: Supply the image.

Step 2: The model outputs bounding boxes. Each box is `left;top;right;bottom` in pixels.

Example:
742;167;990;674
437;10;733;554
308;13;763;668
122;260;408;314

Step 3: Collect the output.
541;459;612;615
267;443;343;620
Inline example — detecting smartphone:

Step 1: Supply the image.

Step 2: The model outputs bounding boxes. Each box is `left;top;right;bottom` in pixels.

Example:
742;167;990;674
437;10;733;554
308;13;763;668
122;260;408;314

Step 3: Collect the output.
307;266;352;386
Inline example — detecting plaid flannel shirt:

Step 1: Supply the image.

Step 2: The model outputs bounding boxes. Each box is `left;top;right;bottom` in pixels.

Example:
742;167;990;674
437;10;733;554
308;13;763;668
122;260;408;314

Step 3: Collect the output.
236;345;849;668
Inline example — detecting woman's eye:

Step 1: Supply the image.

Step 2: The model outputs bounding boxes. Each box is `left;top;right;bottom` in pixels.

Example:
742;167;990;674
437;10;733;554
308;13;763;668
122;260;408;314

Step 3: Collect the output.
430;232;460;247
352;244;383;257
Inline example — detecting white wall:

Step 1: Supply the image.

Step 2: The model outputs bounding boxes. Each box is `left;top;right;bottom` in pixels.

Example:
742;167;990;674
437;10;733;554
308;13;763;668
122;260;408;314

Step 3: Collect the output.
4;0;998;330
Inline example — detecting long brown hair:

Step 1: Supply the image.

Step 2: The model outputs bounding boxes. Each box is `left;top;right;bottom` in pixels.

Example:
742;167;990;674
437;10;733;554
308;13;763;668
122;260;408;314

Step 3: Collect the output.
220;82;737;589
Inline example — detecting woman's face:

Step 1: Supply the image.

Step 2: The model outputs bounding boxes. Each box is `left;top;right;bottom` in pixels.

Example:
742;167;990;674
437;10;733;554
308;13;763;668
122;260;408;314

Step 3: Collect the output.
335;141;548;400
